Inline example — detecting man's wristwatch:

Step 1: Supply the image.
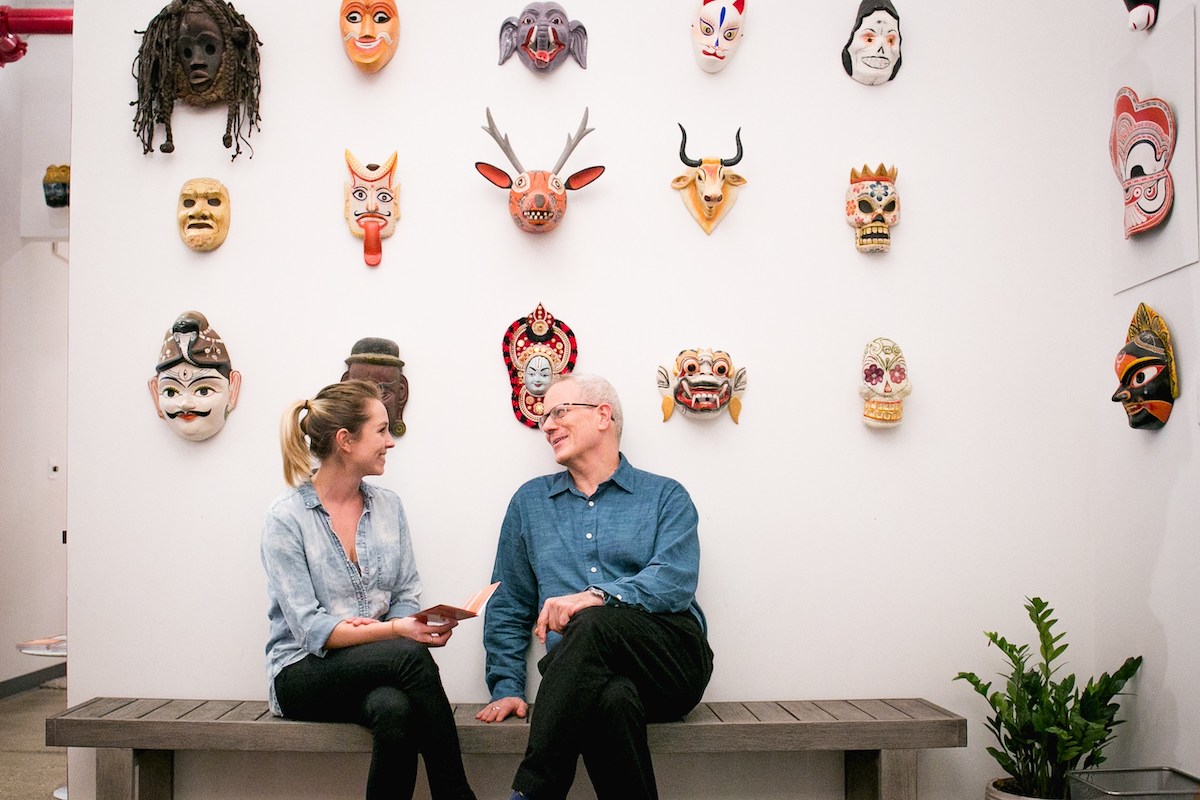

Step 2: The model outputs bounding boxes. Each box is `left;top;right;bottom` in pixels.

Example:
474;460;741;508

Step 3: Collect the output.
587;586;608;604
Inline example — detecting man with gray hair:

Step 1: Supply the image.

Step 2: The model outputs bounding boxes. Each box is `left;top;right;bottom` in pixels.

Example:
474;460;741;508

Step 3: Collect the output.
478;373;713;800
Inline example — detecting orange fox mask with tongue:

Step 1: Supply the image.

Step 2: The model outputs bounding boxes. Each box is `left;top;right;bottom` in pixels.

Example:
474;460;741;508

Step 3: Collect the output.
345;150;399;267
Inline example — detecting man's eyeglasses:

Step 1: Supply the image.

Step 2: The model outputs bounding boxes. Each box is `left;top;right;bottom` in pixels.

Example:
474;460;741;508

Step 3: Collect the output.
537;403;599;430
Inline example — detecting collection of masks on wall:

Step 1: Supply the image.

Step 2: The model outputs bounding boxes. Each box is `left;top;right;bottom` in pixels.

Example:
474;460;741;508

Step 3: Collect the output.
137;0;1181;440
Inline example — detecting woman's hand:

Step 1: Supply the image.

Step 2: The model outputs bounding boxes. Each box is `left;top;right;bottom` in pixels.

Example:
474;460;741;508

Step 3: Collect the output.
390;616;458;647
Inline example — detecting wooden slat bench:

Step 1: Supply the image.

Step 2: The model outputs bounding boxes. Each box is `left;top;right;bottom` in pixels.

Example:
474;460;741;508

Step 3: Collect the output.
47;696;966;800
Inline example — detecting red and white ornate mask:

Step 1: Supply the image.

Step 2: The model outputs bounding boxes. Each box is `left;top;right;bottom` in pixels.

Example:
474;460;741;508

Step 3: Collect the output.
657;348;747;423
691;0;745;73
340;0;399;73
845;164;899;253
1110;87;1175;238
859;337;910;427
502;303;579;428
345;150;399;266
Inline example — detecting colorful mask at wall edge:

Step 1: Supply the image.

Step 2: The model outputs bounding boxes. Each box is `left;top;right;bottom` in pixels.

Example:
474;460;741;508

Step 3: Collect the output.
499;3;586;73
132;0;263;158
341;337;409;436
691;0;745;73
148;310;241;442
502;303;578;428
1123;0;1159;30
670;124;747;235
340;0;399;73
1112;303;1178;430
177;177;231;252
842;0;901;85
1110;87;1175;238
345;150;399;266
860;337;910;428
476;108;604;234
42;165;70;208
846;164;899;253
657;348;747;423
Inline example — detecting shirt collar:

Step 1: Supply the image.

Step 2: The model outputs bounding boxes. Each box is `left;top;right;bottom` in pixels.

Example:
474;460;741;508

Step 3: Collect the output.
297;479;374;511
547;453;635;498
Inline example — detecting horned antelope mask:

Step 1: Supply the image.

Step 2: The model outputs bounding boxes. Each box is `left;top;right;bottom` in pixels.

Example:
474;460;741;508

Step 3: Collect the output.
671;125;747;235
475;108;605;234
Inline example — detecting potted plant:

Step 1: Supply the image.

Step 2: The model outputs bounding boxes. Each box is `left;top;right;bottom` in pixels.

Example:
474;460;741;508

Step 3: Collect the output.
955;597;1143;800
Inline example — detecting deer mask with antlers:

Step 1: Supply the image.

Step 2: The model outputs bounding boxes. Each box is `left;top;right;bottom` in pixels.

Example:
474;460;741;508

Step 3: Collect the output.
475;108;605;234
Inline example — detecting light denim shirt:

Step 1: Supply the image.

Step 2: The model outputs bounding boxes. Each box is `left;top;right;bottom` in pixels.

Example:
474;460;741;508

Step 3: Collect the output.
484;454;706;702
261;480;422;715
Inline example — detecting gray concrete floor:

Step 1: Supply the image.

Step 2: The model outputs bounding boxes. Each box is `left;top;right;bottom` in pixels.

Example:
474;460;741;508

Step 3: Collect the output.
0;685;67;800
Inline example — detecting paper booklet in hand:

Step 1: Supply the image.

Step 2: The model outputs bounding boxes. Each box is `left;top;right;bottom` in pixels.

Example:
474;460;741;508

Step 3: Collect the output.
414;581;501;625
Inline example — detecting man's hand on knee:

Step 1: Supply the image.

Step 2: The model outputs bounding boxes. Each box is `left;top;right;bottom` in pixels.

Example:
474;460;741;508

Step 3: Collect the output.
534;590;606;642
476;696;528;723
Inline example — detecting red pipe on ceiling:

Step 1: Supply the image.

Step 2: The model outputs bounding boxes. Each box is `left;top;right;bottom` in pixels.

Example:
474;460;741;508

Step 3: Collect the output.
2;7;74;35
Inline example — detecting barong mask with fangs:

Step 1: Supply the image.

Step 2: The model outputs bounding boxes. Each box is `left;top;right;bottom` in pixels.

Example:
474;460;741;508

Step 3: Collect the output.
657;348;747;423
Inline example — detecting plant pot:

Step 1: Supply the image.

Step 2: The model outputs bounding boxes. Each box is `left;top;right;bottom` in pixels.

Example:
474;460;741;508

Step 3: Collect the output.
986;778;1052;800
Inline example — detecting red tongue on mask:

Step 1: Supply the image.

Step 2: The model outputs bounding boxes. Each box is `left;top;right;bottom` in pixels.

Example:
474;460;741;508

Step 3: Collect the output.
361;219;383;267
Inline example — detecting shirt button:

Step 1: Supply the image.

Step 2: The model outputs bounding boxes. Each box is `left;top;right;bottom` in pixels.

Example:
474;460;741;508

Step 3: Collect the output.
590;567;598;573
616;594;623;601
585;533;593;539
588;501;595;507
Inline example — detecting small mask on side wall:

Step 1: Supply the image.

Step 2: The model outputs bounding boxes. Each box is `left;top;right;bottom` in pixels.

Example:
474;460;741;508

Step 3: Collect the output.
845;164;899;253
342;337;409;436
340;0;399;73
132;0;263;158
842;0;901;86
657;348;747;424
345;150;399;266
859;337;910;427
148;310;242;442
1110;87;1175;238
691;0;745;73
177;177;231;252
499;3;586;73
1123;0;1159;30
1112;303;1178;430
503;303;578;429
42;165;70;208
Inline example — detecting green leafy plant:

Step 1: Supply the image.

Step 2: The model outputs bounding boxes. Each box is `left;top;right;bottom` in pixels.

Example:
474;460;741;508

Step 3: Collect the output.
955;597;1143;799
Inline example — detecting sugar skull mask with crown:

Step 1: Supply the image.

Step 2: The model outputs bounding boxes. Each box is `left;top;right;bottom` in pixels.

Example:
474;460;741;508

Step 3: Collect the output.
859;337;910;427
148;310;242;442
1110;87;1175;238
691;0;745;73
340;0;399;73
657;348;747;423
1112;303;1178;430
846;164;899;253
502;303;578;428
345;150;399;266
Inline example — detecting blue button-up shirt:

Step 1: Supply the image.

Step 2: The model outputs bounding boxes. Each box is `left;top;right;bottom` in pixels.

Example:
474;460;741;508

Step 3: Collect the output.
484;454;706;701
261;481;422;715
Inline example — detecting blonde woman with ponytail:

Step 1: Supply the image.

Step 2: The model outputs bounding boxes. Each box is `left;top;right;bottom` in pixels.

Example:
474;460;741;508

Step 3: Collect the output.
261;380;476;800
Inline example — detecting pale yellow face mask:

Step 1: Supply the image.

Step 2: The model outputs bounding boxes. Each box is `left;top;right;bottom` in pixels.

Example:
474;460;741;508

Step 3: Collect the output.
340;0;400;73
177;178;231;251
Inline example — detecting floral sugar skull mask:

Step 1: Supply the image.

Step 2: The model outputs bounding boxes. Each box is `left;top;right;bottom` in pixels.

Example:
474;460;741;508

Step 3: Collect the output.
657;348;747;423
1112;303;1178;429
345;150;399;266
859;337;910;427
846;164;899;253
842;0;901;85
340;0;399;73
691;0;745;73
1110;87;1175;238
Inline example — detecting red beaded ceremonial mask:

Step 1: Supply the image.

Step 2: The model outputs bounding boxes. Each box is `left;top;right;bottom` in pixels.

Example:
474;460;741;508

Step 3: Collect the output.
502;304;578;428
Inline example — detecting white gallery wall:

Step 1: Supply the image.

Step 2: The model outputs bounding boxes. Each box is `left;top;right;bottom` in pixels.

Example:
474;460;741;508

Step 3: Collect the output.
61;1;1200;799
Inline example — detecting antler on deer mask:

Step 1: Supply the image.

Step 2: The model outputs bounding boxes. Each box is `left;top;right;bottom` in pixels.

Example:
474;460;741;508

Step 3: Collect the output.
475;107;605;234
